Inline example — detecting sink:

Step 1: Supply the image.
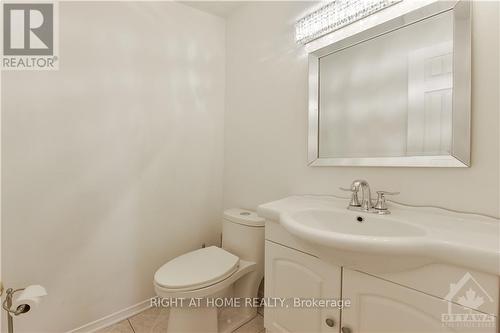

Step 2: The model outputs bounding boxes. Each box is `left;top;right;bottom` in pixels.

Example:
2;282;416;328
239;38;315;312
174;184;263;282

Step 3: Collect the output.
285;209;426;238
258;195;500;275
280;208;427;256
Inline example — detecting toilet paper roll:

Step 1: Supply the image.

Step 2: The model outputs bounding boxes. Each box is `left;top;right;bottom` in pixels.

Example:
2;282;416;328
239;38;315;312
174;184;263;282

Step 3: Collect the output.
11;285;47;313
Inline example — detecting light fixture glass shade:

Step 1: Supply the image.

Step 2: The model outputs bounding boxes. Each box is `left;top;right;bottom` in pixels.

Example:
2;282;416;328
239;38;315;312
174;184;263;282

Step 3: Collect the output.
295;0;402;45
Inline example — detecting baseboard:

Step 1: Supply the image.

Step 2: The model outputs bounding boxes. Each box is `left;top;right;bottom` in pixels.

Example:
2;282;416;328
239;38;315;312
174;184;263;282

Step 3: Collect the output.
67;298;152;333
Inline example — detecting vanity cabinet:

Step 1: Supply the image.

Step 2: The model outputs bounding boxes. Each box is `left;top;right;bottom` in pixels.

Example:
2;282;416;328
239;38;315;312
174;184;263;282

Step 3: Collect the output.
341;269;495;333
260;195;499;333
265;237;497;333
265;241;341;333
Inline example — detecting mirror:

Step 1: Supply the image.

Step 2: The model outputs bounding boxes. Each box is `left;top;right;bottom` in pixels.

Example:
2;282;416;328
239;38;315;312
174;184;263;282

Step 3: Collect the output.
308;1;471;167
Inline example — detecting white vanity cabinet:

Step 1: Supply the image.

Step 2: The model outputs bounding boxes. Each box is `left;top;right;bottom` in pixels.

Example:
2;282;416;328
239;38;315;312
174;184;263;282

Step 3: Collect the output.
264;221;498;333
265;241;341;333
341;269;496;333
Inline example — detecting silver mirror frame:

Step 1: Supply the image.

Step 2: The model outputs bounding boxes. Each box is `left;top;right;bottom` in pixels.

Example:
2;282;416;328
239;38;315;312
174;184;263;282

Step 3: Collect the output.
307;0;471;167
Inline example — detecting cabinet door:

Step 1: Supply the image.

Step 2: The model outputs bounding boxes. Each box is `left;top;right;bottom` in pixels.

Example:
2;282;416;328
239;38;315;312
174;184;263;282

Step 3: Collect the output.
265;241;341;333
341;269;497;333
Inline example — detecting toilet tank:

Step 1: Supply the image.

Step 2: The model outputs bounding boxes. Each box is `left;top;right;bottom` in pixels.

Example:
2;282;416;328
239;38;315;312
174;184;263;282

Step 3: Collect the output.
222;208;265;263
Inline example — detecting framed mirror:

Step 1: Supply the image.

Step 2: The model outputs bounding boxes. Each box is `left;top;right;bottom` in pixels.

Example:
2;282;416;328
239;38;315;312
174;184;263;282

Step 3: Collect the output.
308;1;471;167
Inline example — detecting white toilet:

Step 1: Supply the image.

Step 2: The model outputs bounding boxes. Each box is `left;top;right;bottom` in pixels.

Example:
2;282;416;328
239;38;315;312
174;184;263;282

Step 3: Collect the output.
154;208;265;333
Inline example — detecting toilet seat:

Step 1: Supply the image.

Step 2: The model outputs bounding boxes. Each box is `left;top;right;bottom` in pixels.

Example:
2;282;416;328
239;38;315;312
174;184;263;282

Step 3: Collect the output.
154;246;239;291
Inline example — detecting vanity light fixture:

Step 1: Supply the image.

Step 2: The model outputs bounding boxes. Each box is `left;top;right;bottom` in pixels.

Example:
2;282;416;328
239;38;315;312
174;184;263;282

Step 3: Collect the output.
295;0;402;44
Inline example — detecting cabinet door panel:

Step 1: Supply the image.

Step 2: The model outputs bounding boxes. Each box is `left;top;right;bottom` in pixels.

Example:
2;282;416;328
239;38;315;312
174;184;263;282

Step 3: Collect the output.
265;241;341;333
341;269;496;333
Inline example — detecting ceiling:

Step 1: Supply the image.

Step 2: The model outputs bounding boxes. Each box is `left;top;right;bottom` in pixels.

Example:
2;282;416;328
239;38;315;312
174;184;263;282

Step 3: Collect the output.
181;1;246;18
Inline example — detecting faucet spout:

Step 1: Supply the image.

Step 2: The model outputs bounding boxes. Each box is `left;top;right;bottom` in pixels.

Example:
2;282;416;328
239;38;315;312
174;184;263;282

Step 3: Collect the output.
351;179;372;211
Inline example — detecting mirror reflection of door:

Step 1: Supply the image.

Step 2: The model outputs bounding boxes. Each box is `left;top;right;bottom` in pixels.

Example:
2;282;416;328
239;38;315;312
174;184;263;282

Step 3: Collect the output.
407;42;453;156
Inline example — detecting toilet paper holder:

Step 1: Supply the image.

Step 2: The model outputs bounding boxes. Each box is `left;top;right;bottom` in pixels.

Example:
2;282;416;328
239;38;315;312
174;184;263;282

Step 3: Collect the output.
3;288;31;316
2;286;47;333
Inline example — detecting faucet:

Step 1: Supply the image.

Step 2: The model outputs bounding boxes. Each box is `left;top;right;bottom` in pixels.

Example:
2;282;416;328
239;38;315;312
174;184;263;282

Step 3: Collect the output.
351;179;372;211
340;180;399;214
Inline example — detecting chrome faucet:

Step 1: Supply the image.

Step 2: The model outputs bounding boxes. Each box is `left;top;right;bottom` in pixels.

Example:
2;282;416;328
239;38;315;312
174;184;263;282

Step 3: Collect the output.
340;179;399;215
353;179;372;211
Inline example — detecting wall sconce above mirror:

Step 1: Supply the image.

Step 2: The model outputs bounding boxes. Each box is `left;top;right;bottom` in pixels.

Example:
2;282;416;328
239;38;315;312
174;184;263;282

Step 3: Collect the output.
307;1;471;167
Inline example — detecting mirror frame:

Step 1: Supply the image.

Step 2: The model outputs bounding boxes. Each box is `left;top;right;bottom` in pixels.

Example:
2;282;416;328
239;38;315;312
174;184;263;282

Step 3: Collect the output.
307;0;471;167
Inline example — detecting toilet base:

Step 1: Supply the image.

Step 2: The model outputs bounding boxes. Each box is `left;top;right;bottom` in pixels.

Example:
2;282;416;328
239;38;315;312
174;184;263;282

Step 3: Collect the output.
167;306;218;333
166;305;257;333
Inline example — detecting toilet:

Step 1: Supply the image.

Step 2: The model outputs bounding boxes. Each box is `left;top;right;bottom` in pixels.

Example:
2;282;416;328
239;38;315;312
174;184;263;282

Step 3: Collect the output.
154;208;265;333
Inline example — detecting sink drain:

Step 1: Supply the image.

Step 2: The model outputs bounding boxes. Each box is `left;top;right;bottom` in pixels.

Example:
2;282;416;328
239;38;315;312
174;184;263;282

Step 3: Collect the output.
356;216;364;223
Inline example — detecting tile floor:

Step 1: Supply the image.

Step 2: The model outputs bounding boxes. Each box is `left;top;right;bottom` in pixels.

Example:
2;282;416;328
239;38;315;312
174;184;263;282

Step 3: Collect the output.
96;307;265;333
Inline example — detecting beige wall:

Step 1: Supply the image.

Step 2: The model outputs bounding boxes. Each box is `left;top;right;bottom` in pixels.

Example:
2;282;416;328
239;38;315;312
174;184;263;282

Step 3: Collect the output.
2;2;225;331
224;1;500;218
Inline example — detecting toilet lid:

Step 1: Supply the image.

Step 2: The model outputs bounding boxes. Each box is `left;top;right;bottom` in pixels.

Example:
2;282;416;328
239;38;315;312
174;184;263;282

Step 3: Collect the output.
154;246;239;290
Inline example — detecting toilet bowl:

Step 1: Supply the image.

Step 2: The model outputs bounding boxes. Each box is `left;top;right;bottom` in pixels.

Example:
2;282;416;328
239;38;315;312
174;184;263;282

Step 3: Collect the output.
154;209;265;333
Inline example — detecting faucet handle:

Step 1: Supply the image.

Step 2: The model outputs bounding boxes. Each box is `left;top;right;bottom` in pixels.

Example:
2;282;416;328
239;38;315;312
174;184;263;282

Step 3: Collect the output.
339;187;354;192
377;190;400;196
374;191;399;210
339;187;361;207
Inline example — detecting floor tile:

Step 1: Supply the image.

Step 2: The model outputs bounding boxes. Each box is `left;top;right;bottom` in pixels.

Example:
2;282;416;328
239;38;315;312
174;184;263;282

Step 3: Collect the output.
127;306;265;333
233;315;264;333
95;320;134;333
218;306;251;332
129;306;170;333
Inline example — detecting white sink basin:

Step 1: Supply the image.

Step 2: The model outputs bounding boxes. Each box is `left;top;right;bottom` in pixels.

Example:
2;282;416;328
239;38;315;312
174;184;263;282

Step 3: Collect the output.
284;209;426;238
280;208;429;258
258;195;500;275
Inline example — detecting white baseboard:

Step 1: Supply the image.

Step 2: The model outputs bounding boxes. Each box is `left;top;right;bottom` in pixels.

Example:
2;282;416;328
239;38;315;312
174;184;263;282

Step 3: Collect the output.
67;298;152;333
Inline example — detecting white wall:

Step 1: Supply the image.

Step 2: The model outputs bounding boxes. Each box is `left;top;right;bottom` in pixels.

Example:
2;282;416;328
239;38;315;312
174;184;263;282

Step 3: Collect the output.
224;1;500;218
1;2;225;332
1;1;499;331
